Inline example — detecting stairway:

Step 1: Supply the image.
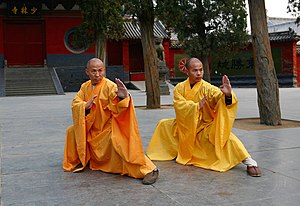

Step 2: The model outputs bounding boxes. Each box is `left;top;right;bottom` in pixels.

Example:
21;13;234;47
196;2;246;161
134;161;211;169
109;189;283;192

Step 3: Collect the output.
5;67;58;96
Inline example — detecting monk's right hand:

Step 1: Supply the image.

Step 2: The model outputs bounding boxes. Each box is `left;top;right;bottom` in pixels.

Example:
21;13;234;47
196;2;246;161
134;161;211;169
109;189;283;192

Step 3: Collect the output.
85;95;97;110
199;96;207;110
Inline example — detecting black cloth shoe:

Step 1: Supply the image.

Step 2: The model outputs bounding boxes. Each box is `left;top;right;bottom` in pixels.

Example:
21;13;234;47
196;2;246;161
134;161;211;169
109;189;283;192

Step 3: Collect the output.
142;169;159;185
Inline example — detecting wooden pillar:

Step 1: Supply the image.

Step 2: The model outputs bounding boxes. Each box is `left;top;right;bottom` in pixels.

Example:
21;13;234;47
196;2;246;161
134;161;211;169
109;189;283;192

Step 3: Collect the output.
122;39;129;71
122;39;130;81
293;40;300;87
163;39;170;68
163;39;171;78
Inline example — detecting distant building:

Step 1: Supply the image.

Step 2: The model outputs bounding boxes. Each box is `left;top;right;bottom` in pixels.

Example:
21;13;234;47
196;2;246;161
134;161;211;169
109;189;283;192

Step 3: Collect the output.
268;17;299;34
169;18;300;87
189;17;300;87
0;1;175;94
267;17;300;87
0;2;298;97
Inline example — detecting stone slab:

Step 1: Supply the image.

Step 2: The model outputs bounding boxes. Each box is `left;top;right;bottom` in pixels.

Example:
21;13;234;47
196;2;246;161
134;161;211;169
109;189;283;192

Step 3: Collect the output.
0;88;300;205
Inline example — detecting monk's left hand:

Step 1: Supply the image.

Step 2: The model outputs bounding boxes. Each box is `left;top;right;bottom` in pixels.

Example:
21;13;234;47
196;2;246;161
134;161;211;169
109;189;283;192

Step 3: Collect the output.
220;75;232;97
199;96;207;110
115;78;129;99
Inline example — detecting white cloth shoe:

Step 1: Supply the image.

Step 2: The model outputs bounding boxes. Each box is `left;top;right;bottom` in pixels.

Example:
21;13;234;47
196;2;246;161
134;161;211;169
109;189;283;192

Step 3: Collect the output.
242;157;258;167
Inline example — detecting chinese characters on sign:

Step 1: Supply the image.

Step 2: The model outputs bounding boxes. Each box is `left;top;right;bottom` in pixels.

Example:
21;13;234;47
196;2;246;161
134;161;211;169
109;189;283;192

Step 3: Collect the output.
8;0;41;17
214;57;255;76
217;58;254;71
212;48;282;76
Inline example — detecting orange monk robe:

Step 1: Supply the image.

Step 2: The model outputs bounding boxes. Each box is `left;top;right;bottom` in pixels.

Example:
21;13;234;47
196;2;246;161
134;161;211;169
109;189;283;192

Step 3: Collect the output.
63;78;156;178
146;78;251;172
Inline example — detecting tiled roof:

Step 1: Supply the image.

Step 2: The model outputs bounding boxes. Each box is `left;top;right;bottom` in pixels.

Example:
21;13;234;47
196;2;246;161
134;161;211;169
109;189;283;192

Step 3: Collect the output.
123;21;169;39
269;30;300;41
267;17;296;27
170;40;182;49
249;30;300;43
170;30;300;49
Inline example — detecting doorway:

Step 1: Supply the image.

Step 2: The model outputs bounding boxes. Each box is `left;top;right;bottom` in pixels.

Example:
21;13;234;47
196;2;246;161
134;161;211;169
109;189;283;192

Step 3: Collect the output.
4;19;45;67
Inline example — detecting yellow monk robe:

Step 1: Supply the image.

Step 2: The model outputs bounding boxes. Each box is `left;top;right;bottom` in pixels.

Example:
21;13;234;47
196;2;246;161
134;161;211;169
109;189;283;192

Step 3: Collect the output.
63;77;156;178
146;78;251;172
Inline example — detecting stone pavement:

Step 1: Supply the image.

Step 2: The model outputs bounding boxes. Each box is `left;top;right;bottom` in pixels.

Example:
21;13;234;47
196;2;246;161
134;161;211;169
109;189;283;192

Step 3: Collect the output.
0;87;300;206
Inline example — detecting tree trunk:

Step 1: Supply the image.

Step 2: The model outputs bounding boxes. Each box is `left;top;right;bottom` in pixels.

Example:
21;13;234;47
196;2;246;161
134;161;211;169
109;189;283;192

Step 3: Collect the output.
139;3;160;109
201;54;211;82
96;34;107;65
248;0;281;125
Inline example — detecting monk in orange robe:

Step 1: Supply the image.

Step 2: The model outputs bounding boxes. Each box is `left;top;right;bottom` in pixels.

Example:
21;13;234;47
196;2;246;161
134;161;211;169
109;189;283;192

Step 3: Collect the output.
146;58;261;177
63;58;158;184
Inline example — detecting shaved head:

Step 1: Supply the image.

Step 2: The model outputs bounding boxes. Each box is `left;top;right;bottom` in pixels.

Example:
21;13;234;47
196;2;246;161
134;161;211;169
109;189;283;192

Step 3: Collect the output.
85;58;106;85
186;57;204;85
186;58;202;70
86;58;103;70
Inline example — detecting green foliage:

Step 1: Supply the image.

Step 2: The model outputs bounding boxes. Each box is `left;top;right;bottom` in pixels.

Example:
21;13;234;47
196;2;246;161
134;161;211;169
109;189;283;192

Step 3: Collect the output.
123;0;154;22
288;0;300;24
156;0;248;60
73;0;125;48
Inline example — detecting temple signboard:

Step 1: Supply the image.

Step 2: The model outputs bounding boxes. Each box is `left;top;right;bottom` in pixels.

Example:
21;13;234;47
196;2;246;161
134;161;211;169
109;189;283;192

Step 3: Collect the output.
7;0;42;17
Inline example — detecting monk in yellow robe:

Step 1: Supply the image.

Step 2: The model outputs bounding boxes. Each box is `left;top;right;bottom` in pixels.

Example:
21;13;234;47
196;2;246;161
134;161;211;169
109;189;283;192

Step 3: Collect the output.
146;57;261;177
63;58;158;184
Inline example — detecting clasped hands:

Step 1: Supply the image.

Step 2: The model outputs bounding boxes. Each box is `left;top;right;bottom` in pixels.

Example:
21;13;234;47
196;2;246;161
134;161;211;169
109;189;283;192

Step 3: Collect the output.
198;75;232;110
85;78;128;110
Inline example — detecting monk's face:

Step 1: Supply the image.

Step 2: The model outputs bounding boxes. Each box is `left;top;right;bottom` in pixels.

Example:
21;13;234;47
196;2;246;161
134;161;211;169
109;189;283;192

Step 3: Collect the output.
86;59;106;85
187;60;204;85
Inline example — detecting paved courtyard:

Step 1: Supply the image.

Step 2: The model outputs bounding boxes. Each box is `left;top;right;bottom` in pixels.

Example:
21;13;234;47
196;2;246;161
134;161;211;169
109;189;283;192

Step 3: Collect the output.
0;87;300;205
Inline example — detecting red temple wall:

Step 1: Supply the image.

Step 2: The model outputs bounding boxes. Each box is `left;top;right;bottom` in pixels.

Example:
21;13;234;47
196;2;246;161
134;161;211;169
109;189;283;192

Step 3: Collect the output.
296;53;300;86
271;41;295;74
163;39;170;68
44;16;94;54
0;16;3;54
107;40;123;66
129;40;144;72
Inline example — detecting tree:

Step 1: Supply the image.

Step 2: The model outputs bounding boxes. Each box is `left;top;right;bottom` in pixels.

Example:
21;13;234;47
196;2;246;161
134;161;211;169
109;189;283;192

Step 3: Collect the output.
124;0;160;108
248;0;281;125
288;0;300;24
74;0;124;65
156;0;248;81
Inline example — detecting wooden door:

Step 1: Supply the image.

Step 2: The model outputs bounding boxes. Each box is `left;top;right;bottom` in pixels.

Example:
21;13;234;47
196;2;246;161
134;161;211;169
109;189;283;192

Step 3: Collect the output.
4;20;45;67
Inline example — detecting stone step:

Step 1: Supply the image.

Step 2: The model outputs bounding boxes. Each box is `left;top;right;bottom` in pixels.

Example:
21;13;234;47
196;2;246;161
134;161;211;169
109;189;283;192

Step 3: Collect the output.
5;80;54;85
5;89;57;96
6;86;56;90
5;67;57;96
5;69;49;73
5;91;57;96
5;87;56;94
6;74;50;81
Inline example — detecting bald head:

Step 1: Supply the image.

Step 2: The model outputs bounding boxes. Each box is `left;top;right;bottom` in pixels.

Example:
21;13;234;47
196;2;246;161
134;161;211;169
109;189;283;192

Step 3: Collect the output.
85;58;106;85
87;58;104;69
186;58;202;70
186;57;204;85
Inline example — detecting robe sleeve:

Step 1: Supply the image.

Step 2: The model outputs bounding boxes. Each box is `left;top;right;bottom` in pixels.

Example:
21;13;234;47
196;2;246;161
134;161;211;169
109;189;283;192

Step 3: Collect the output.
106;84;146;165
208;90;238;159
173;83;199;164
71;84;89;170
106;84;131;114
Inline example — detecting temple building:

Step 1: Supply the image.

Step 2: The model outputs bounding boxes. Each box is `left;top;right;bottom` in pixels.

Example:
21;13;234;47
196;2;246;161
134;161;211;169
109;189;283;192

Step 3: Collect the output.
0;1;173;96
0;2;299;97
